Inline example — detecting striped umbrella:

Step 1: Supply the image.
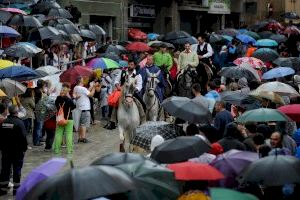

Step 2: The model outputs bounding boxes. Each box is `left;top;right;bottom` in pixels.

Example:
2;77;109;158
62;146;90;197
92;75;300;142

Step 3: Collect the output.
87;58;120;69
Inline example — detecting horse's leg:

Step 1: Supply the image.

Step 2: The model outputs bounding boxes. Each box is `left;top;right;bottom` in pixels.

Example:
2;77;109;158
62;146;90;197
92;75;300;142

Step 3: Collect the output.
124;129;134;152
118;126;125;152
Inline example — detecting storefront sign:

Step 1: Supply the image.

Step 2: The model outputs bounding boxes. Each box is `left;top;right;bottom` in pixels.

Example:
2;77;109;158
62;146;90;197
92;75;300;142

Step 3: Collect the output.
208;0;231;14
130;4;155;18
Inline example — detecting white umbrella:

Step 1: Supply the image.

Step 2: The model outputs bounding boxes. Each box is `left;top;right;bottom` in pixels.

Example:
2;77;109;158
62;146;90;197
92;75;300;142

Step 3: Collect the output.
255;81;300;97
0;78;27;98
36;65;60;76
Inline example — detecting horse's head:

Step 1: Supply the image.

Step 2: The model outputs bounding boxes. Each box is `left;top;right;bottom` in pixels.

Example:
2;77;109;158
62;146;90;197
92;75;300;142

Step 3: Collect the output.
145;69;160;97
122;75;136;106
184;67;198;87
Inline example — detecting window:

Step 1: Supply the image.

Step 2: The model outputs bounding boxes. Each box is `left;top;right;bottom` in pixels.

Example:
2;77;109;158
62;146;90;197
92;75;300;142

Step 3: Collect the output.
244;2;257;14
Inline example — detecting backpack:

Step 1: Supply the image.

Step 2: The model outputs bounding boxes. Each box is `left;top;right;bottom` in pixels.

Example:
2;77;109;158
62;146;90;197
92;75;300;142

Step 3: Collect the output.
56;102;70;126
108;89;121;108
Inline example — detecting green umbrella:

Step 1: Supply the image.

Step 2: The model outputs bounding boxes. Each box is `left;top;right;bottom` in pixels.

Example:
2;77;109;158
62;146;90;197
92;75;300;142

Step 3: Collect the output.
244;31;261;40
236;108;290;123
116;160;180;200
210;188;258;200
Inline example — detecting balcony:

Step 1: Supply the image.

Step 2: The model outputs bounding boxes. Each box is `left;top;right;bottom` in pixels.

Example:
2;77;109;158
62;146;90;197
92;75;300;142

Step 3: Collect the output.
178;0;209;12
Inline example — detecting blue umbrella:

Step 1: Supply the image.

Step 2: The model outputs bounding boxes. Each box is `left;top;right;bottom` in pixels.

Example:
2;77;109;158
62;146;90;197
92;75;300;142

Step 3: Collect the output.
0;25;20;37
253;48;279;62
262;67;295;80
238;29;248;34
256;39;278;47
222;35;233;42
118;60;128;68
147;33;159;40
236;34;256;44
0;65;39;81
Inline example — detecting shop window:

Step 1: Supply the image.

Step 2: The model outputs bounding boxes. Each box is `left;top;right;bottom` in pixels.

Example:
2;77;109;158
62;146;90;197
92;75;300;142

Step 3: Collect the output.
244;2;257;14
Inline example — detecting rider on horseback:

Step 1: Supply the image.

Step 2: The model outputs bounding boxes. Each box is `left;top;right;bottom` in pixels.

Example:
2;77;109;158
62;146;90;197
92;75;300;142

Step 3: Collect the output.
178;42;199;73
153;43;173;75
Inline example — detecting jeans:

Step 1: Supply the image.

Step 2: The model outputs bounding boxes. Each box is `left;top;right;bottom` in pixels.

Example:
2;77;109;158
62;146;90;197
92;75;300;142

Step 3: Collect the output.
53;120;74;154
101;106;108;118
33;120;43;145
45;128;55;150
22;118;32;135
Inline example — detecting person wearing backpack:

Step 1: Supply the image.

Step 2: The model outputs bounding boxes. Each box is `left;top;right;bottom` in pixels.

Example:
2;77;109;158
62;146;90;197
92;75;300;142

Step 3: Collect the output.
54;85;76;154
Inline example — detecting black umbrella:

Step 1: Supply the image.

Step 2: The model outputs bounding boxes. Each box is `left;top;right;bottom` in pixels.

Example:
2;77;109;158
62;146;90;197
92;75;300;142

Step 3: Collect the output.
273;57;300;70
238;155;300;186
45;18;74;26
81;24;106;36
269;34;287;43
28;26;60;41
220;90;261;110
258;31;275;39
91;152;146;166
31;0;61;13
209;33;227;44
97;44;127;55
80;29;96;41
0;10;12;24
218;64;260;81
100;52;121;62
281;12;300;19
24;165;136;200
162;31;191;41
168;36;197;45
55;23;80;34
150;136;211;164
7;15;42;28
48;8;73;19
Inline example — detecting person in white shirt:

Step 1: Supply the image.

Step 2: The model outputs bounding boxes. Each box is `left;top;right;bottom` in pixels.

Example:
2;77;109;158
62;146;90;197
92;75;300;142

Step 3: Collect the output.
73;76;98;143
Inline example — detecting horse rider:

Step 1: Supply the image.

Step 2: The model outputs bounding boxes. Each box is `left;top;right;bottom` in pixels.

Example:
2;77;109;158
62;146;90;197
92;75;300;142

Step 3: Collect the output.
178;42;199;73
140;54;165;102
153;43;173;76
194;33;214;94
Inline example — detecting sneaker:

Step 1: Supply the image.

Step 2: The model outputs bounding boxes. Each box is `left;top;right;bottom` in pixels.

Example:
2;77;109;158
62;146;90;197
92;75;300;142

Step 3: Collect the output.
27;146;32;150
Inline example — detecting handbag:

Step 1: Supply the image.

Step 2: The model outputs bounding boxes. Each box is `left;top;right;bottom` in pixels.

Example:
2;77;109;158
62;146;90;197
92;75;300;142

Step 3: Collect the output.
56;102;70;126
108;89;121;108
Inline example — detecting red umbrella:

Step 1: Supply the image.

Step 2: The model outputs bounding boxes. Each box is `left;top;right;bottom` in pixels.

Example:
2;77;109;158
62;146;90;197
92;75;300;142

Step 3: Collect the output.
128;28;147;40
278;104;300;122
167;161;224;181
126;42;150;52
0;8;27;15
283;26;300;36
265;22;284;32
59;65;93;84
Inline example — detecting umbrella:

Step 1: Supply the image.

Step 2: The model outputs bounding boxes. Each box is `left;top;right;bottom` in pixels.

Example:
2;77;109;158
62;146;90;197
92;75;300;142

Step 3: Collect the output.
249;22;269;32
28;26;60;41
100;52;121;62
209;34;227;44
0;10;12;24
0;78;26;98
16;158;67;200
24;165;136;200
117;160;180;200
0;89;6;97
253;48;279;62
35;95;56;121
36;65;60;76
118;60;128;68
3;42;42;57
273;57;300;69
281;12;300;19
161;30;191;41
262;67;295;80
233;57;265;69
283;26;300;36
7;15;42;28
257;31;274;39
130;121;182;151
55;23;80;34
126;42;150;52
31;1;61;13
167;161;224;181
210;188;259;200
168;36;197;45
147;41;175;48
96;44;127;55
87;58;120;70
218;64;260;81
255;81;300;97
147;33;159;40
81;24;106;36
220;90;260;110
255;39;278;47
91;152;146;166
0;65;39;81
46;18;74;26
269;34;287;43
80;29;96;41
59;65;93;84
265;22;284;31
249;90;285;105
48;8;72;19
222;35;233;42
278;104;300;122
217;28;239;37
0;59;15;69
150;136;211;164
236;108;290;123
0;25;20;37
236;34;256;44
0;8;27;15
238;155;300;186
161;96;212;124
128;28;147;40
244;31;260;40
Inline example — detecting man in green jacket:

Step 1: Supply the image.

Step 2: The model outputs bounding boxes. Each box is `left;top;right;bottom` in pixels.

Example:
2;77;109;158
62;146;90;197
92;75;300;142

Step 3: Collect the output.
153;43;173;74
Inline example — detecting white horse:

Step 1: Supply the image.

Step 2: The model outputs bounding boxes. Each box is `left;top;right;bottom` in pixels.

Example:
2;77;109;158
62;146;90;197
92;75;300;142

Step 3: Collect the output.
143;69;161;121
117;78;140;152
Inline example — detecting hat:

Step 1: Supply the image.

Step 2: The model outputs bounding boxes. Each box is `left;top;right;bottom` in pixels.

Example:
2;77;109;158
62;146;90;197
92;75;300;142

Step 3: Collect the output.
209;142;224;155
150;135;165;152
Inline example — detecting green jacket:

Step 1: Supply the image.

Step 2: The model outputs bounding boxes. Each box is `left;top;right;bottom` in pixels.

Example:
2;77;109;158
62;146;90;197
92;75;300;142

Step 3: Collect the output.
153;51;173;71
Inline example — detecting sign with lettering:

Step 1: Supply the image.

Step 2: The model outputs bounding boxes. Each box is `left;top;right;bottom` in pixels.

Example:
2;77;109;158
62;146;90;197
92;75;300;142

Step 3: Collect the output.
208;0;230;14
130;4;156;18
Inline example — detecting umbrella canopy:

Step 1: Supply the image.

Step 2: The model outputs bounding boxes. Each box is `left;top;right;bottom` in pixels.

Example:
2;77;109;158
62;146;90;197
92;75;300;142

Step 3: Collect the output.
218;64;260;81
28;26;60;41
161;30;191;41
59;65;94;84
147;33;159;40
31;1;61;13
0;59;15;69
236;34;256;44
91;152;146;166
273;57;300;69
269;34;287;43
209;33;228;44
118;60;128;68
249;90;285;105
161;96;212;124
100;52;121;62
255;81;300;97
233;57;265;69
46;18;74;26
210;188;259;200
48;8;72;19
3;42;42;57
0;78;26;98
0;7;27;15
253;48;279;62
126;42;151;52
217;28;239;37
16;158;67;200
87;58;120;69
220;90;260;110
35;95;56;121
150;136;211;164
55;23;80;35
24;165;136;200
0;89;6;97
283;26;300;36
278;104;300;122
167;36;197;45
36;65;60;76
117;160;180;200
262;67;295;80
281;12;300;19
81;24;106;36
236;108;290;123
167;161;224;181
80;29;96;41
265;22;284;32
255;39;278;47
0;25;20;37
128;28;147;40
244;31;260;40
0;10;12;24
258;31;275;39
131;121;182;151
238;155;300;186
0;66;39;81
8;15;42;28
96;44;127;55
